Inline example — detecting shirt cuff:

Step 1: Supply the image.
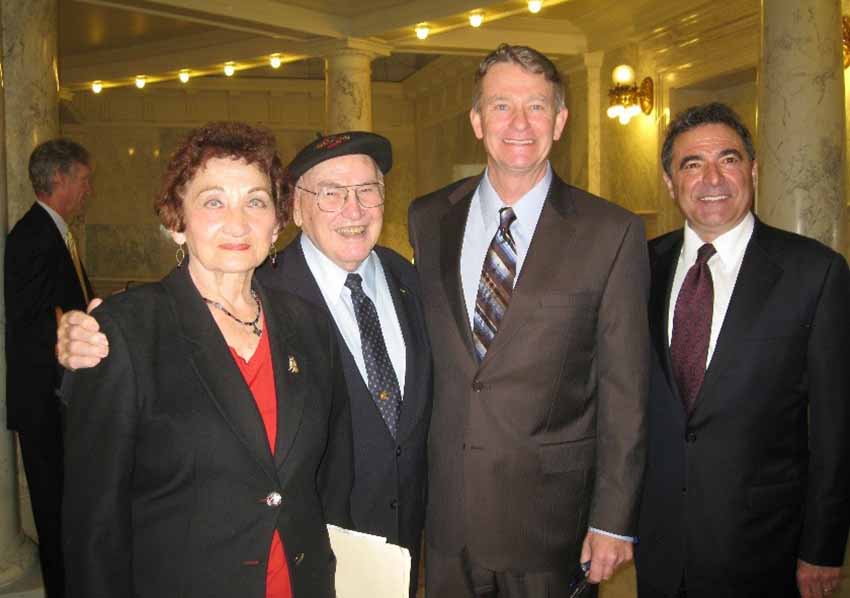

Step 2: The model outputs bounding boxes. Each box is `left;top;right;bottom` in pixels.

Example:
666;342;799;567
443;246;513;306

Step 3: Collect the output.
588;527;636;543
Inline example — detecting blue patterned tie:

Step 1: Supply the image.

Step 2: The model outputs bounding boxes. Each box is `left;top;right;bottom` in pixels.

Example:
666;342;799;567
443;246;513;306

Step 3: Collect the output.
345;273;402;438
473;207;517;361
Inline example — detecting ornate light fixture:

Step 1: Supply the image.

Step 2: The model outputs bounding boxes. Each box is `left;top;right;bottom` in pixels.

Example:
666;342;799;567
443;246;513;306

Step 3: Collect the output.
415;23;430;40
606;64;653;125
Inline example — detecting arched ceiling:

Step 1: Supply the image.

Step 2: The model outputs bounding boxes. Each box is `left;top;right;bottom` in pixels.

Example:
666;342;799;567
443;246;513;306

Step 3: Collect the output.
59;0;760;91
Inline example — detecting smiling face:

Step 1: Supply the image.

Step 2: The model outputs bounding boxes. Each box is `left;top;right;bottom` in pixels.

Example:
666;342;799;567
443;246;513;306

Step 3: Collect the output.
470;61;567;191
663;123;757;243
292;154;384;272
171;156;279;276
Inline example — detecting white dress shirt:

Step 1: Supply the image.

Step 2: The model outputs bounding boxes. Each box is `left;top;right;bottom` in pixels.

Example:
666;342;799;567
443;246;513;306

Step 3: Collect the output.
458;163;631;542
300;234;406;398
667;212;755;367
37;200;70;239
459;164;551;328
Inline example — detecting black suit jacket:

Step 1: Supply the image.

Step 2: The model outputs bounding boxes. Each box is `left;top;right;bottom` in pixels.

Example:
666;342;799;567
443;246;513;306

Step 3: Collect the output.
636;220;850;598
409;173;649;572
5;202;92;434
62;266;353;598
257;237;432;591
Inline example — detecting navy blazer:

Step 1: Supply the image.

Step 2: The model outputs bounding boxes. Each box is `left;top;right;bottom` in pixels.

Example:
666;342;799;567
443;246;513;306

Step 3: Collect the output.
257;237;432;595
63;266;353;598
5;202;92;433
636;220;850;598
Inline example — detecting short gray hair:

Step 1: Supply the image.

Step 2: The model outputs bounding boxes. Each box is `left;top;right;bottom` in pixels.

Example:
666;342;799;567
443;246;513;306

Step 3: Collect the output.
28;138;90;196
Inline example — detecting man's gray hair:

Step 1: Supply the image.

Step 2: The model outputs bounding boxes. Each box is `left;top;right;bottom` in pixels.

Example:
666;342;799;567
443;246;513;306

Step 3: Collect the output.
28;138;90;196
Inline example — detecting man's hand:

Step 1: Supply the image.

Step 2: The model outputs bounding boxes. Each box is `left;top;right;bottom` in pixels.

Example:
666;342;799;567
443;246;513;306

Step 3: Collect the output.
580;530;633;584
797;559;842;598
56;298;108;370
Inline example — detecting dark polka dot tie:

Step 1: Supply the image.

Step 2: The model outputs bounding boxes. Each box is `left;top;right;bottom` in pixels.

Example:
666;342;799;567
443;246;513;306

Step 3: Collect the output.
345;273;402;439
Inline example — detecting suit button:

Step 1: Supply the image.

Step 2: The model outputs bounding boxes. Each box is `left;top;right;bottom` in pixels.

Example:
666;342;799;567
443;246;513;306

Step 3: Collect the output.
395;446;402;457
472;381;484;392
263;492;282;507
686;431;697;443
390;499;399;510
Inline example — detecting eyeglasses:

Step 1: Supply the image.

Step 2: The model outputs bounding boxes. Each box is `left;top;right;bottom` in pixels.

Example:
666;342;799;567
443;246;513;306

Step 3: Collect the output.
295;182;385;213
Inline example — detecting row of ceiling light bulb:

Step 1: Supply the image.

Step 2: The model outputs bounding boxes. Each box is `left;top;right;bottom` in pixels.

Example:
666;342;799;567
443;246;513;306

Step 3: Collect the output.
91;0;547;92
415;0;543;40
90;53;285;93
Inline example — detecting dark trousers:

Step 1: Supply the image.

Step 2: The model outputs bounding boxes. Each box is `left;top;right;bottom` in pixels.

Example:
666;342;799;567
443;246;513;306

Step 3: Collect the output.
19;426;65;598
425;544;597;598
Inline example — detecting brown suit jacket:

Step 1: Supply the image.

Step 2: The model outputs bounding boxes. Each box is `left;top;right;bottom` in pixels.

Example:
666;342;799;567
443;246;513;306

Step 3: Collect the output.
408;172;650;573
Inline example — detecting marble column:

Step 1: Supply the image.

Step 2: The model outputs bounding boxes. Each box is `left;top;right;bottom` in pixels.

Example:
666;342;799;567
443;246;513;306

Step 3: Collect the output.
318;38;391;133
584;51;603;196
757;0;847;253
0;0;42;587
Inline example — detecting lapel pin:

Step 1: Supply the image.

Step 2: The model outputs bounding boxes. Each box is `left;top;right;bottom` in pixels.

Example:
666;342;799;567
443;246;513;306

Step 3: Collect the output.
288;355;299;374
379;390;390;401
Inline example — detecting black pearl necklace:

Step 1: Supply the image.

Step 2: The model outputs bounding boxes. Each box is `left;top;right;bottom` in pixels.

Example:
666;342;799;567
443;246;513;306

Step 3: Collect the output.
201;289;262;337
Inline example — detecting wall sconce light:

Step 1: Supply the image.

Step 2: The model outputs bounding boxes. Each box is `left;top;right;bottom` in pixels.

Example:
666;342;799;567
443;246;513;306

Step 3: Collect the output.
843;16;850;69
528;0;543;13
270;53;282;69
135;75;146;89
415;23;430;40
469;12;484;28
606;64;653;125
91;80;103;94
178;69;190;83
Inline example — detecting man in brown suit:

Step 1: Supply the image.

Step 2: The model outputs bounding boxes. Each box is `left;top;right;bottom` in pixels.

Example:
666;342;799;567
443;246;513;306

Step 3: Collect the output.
408;44;650;597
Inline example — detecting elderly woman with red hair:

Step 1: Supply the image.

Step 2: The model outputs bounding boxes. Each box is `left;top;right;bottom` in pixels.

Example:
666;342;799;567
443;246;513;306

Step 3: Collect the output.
62;122;352;598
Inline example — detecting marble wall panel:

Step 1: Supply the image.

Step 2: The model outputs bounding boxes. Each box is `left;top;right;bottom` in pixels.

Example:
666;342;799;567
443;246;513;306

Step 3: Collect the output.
230;91;271;123
86;223;173;282
187;91;230;122
564;75;588;191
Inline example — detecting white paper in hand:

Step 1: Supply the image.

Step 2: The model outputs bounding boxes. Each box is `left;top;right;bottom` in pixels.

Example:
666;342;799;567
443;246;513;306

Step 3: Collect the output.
327;524;411;598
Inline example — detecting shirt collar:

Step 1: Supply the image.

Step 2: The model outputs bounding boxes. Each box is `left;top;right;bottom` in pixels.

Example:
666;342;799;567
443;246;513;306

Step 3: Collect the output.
299;233;378;304
478;163;552;238
36;200;69;239
682;211;755;271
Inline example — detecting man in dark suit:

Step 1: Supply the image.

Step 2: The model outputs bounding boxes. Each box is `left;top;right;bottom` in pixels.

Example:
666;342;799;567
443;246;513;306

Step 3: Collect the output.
408;44;649;597
635;102;850;598
55;132;431;596
5;138;94;598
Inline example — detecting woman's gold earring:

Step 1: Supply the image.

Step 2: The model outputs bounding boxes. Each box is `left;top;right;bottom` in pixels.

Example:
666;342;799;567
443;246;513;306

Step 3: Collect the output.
269;243;278;268
176;245;185;268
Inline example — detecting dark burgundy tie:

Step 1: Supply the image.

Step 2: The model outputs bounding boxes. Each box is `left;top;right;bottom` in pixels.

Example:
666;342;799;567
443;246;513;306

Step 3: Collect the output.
670;243;716;415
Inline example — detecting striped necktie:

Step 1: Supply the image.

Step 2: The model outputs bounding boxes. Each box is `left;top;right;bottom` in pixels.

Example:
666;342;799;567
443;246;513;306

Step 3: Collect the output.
65;230;90;304
473;207;517;361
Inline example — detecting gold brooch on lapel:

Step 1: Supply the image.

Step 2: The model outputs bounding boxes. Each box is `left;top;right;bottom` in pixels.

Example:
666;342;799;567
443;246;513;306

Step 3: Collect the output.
288;355;300;374
379;390;390;401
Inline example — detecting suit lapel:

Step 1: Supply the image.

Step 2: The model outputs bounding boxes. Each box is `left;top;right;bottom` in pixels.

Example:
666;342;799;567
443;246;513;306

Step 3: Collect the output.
695;222;782;415
439;178;479;358
380;255;428;443
163;267;278;483
478;175;577;367
650;232;683;400
254;283;307;471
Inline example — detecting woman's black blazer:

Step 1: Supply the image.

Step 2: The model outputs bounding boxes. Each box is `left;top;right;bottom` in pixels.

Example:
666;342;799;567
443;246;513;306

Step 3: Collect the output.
63;265;353;598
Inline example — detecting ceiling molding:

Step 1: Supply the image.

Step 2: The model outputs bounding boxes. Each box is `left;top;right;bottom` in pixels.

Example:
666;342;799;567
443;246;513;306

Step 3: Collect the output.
394;26;586;56
75;0;347;38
